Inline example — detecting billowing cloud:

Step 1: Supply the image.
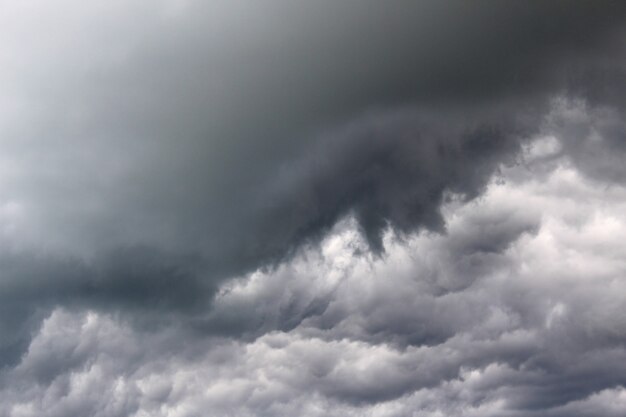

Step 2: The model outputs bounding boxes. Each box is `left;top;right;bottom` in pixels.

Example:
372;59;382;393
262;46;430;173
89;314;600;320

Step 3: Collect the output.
2;144;626;416
0;1;626;415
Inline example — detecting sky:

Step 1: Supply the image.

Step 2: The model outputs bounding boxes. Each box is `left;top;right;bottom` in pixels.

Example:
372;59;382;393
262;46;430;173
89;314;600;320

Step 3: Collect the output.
1;1;626;416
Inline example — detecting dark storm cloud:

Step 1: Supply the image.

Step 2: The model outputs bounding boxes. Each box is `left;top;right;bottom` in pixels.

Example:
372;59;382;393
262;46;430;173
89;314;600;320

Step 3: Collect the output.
2;0;624;311
245;107;528;258
1;1;626;415
1;0;624;263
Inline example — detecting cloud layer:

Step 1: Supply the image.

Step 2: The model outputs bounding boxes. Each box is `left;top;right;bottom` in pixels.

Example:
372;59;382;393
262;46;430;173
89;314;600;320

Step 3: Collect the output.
1;1;626;415
3;142;626;416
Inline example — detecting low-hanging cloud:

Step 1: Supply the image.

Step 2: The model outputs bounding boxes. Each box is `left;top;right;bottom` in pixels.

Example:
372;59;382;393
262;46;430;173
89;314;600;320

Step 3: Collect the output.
1;1;626;415
3;149;626;416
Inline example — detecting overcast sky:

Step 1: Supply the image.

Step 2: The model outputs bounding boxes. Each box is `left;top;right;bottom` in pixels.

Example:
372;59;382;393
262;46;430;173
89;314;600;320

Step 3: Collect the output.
1;1;626;416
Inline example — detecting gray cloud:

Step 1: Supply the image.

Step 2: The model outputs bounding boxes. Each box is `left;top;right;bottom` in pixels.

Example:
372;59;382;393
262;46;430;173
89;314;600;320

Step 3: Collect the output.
0;0;624;259
2;153;626;416
1;1;626;415
0;106;527;369
0;246;213;369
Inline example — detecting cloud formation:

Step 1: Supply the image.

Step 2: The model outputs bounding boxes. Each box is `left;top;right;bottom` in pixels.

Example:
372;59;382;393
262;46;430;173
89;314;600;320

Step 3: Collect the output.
0;0;623;259
3;145;626;416
1;1;626;415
